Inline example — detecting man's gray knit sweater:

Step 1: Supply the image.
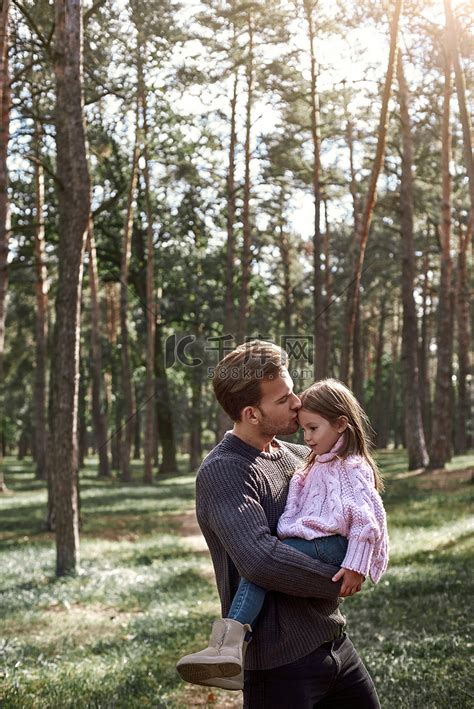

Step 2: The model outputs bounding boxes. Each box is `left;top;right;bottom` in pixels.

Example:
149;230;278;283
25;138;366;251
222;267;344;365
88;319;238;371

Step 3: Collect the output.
196;431;346;671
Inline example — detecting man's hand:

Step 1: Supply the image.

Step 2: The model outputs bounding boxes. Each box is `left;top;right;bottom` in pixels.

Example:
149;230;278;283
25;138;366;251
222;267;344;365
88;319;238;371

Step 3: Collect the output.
332;568;365;597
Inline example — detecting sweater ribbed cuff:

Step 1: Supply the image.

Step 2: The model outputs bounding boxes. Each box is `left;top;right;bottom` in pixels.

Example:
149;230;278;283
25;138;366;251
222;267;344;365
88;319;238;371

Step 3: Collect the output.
342;537;373;577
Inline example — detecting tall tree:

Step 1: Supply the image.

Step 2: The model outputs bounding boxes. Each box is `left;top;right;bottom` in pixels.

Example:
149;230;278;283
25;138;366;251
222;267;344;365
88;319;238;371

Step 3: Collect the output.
119;107;140;482
237;11;254;343
137;47;157;485
322;199;332;375
419;245;432;444
430;37;454;469
86;222;110;477
0;0;10;493
397;53;429;469
302;0;326;379
443;0;474;221
454;218;471;453
225;61;239;338
340;0;403;384
33;120;49;481
50;0;91;575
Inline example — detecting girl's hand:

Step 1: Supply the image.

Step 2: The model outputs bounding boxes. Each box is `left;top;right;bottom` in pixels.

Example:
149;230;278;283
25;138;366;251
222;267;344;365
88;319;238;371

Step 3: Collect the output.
332;568;365;597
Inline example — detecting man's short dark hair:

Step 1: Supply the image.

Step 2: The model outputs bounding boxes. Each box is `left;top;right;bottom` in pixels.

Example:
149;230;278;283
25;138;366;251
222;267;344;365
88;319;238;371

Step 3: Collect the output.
212;340;288;421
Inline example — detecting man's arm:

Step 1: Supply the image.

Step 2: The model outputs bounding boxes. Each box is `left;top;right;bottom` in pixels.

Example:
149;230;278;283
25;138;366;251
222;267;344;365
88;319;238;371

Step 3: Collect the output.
197;461;342;601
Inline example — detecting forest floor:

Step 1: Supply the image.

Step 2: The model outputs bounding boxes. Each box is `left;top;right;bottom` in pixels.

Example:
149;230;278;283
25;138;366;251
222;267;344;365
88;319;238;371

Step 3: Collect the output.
0;449;473;708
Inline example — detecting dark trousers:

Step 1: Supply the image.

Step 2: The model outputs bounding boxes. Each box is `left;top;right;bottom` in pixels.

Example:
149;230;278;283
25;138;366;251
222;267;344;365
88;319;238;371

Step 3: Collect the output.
243;634;380;709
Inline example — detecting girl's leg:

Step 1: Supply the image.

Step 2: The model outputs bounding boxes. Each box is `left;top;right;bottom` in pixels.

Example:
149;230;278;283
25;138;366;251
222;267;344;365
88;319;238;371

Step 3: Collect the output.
282;535;348;567
227;577;266;626
227;535;348;627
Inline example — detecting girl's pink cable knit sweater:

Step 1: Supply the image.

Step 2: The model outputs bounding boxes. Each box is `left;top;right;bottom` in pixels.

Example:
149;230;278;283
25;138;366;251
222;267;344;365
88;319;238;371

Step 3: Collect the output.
277;439;389;583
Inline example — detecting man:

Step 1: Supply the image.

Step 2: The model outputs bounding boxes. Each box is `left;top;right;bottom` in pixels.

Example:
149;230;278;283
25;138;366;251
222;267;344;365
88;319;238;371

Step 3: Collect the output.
180;340;380;707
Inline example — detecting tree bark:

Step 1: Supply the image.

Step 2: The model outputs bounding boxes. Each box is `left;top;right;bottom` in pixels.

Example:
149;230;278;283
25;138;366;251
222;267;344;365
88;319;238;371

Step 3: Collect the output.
278;188;293;334
0;0;10;493
78;359;87;470
323;199;332;375
104;282;120;471
225;66;238;337
303;0;326;379
136;47;157;485
388;303;401;448
189;352;203;472
443;0;474;219
341;0;404;384
455;218;471;452
352;303;364;405
33;120;49;481
86;221;110;477
119;110;140;482
419;245;432;445
397;53;429;469
133;388;141;460
155;324;177;473
50;0;91;576
373;297;388;447
237;13;253;344
216;66;239;442
340;93;360;384
430;42;454;469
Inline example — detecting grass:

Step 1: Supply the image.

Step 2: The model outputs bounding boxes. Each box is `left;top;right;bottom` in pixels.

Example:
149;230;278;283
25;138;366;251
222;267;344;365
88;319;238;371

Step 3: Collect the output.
0;450;473;708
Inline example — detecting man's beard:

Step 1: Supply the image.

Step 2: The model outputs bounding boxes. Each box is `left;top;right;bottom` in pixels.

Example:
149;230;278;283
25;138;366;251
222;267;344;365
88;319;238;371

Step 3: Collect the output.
259;412;299;437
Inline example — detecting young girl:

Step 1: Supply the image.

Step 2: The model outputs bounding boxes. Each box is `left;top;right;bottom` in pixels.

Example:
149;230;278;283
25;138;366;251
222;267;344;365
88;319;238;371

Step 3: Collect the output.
176;378;388;688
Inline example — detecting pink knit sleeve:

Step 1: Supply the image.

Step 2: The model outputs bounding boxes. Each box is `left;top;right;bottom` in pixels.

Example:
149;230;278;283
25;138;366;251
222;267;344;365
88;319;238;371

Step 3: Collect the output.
341;458;388;583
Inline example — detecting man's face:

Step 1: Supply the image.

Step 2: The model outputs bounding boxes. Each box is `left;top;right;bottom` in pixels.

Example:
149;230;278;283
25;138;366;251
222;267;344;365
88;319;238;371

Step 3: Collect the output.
254;368;301;436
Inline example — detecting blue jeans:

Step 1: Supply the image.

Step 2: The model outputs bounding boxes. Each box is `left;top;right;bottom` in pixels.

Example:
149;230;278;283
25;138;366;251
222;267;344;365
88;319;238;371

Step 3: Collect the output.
228;535;349;626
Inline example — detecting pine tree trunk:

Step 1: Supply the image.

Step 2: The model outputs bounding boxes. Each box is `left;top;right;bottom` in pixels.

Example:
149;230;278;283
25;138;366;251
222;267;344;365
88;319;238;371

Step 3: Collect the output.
419;247;432;444
278;189;292;334
133;395;141;460
136;51;156;485
430;44;454;469
340;99;360;383
303;0;326;379
189;359;203;472
216;67;239;442
455;220;471;452
397;53;429;469
0;0;10;494
238;13;253;344
323;200;332;375
87;222;110;477
78;361;87;470
46;365;55;529
388;304;401;448
444;0;474;219
225;67;238;337
119;112;140;482
373;298;388;447
341;0;403;384
155;324;177;473
33;120;49;481
352;303;364;405
51;0;91;576
104;282;121;472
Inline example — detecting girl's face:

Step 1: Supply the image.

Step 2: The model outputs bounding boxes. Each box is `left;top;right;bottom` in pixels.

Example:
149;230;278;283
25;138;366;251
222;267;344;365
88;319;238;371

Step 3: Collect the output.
298;409;348;455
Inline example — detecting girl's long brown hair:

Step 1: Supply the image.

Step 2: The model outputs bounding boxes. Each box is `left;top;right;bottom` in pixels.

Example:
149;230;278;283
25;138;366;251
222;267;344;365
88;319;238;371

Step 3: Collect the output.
300;378;384;492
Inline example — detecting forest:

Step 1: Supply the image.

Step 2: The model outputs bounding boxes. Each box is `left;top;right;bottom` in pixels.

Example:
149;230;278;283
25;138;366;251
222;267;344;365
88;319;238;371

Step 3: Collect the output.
0;0;472;705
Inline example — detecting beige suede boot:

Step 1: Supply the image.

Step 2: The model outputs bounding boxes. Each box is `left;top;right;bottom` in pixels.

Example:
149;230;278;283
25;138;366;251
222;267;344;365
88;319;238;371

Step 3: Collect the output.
199;669;244;691
176;618;251;684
